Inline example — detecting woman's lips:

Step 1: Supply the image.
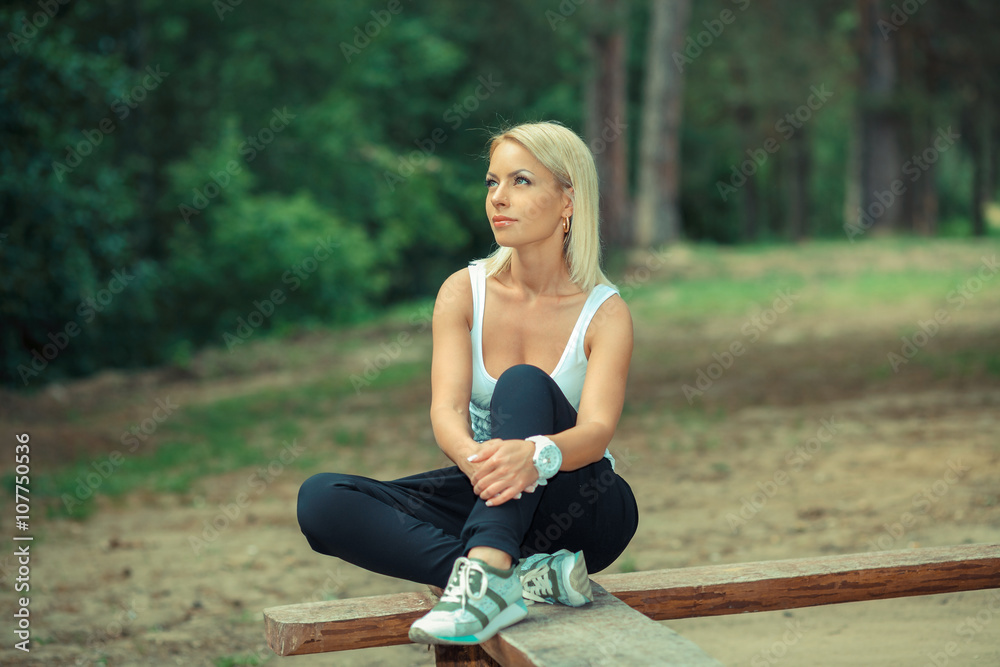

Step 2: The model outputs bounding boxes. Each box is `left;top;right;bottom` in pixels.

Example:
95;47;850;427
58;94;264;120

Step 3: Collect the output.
492;215;515;227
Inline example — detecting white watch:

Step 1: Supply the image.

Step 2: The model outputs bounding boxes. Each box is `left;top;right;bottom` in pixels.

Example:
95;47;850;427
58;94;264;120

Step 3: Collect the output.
527;435;562;486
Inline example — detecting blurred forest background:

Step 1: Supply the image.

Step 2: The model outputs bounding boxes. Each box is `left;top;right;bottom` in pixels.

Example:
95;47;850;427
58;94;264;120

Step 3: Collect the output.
2;0;999;388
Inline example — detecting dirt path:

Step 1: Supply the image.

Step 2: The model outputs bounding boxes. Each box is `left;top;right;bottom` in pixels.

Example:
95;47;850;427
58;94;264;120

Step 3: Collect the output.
2;244;999;666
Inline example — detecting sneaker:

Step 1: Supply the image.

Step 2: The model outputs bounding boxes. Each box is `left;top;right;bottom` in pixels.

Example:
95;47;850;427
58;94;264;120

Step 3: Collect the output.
516;549;593;607
409;557;528;645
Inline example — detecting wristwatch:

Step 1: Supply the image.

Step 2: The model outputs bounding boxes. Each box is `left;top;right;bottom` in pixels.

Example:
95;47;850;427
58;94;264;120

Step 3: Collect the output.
527;435;562;486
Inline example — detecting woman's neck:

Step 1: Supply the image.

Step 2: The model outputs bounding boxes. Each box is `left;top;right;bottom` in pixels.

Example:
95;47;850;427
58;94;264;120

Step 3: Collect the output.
506;245;578;298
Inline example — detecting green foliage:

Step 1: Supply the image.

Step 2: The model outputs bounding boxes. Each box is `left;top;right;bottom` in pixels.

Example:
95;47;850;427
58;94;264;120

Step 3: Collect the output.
2;0;998;387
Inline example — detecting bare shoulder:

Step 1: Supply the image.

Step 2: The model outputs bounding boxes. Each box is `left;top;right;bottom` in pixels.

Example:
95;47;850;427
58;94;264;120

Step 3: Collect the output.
594;293;633;334
585;292;633;354
433;267;474;326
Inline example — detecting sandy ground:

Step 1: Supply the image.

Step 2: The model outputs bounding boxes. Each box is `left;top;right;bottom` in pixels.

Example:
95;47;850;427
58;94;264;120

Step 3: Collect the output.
1;243;999;666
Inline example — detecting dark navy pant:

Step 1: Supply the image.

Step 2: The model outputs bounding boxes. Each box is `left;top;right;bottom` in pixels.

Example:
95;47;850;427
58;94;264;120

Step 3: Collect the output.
296;364;639;588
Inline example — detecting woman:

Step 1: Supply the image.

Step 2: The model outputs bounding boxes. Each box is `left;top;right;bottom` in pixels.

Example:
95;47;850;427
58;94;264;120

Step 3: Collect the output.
297;121;638;645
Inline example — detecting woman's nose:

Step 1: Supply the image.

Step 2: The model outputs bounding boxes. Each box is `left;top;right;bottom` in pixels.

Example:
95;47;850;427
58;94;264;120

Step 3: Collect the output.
491;183;507;207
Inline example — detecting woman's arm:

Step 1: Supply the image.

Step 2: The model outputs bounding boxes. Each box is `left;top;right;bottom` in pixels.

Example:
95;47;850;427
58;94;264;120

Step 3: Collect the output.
552;293;634;469
470;294;634;504
429;268;482;479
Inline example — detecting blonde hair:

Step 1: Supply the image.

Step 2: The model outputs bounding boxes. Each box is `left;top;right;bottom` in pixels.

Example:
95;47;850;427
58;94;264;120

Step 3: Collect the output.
479;121;614;292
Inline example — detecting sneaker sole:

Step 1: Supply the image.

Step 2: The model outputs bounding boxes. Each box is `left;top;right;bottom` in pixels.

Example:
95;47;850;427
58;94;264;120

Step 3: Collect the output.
561;551;594;607
409;601;528;645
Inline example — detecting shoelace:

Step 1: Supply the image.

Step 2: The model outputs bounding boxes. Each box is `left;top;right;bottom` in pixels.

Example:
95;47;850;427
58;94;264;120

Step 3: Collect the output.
440;557;488;610
519;564;554;603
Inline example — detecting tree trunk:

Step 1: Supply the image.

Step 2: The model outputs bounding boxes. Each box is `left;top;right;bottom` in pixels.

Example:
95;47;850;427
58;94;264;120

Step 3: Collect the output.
971;104;989;237
634;0;690;248
856;0;903;235
587;0;631;248
735;104;759;242
787;126;811;240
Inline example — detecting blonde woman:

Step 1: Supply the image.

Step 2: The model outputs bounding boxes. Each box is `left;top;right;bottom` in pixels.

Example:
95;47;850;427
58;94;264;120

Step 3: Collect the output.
297;121;638;645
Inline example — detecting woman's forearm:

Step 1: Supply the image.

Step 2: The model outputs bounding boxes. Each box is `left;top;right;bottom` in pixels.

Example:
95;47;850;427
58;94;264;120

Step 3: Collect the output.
548;420;615;471
430;405;481;476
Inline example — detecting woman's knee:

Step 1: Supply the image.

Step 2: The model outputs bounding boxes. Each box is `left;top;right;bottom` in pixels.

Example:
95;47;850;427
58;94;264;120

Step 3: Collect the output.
297;472;353;530
495;364;550;392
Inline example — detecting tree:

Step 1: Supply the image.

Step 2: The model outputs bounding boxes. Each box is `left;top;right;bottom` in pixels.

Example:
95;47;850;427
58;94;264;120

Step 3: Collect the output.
634;0;690;248
586;0;632;248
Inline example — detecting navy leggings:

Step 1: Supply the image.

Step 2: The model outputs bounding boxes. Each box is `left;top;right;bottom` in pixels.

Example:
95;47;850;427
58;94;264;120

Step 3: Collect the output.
296;364;639;589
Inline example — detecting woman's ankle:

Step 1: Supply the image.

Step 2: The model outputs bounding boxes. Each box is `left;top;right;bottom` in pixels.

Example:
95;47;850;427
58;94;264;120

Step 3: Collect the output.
468;546;513;570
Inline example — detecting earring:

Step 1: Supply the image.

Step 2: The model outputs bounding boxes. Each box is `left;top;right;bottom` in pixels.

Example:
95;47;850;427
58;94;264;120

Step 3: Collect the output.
562;217;571;233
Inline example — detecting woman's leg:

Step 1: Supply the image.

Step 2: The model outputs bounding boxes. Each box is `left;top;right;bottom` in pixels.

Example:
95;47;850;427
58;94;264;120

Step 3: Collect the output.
297;466;478;587
459;364;580;560
461;363;638;571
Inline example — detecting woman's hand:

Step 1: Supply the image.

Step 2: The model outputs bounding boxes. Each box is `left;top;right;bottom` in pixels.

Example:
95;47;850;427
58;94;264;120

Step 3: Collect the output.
468;439;538;506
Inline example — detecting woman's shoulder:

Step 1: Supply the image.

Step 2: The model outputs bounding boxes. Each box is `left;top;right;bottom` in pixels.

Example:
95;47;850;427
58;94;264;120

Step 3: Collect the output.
433;265;475;318
588;291;632;336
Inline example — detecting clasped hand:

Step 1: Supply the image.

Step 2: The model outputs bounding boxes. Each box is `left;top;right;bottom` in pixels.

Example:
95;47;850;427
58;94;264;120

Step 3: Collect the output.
467;438;538;507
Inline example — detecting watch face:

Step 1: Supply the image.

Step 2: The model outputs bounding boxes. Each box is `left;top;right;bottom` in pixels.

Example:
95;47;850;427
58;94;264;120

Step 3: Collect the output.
536;443;561;478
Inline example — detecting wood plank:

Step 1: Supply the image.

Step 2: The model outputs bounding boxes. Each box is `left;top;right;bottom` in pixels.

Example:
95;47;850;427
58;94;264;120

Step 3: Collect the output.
264;591;434;656
434;644;502;666
263;544;1000;657
478;582;721;667
593;543;1000;621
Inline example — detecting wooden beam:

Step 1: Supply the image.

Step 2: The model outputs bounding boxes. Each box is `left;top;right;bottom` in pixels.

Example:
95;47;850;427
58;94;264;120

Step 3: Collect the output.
264;591;433;656
475;582;721;667
263;544;1000;657
593;543;1000;621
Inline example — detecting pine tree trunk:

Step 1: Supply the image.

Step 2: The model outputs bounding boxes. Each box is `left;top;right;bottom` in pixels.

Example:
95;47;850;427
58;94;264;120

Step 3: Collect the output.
856;0;903;234
787;127;811;240
587;0;631;248
634;0;690;248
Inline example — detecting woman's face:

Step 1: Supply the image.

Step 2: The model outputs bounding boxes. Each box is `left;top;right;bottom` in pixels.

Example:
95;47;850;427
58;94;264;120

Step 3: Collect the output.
485;140;573;248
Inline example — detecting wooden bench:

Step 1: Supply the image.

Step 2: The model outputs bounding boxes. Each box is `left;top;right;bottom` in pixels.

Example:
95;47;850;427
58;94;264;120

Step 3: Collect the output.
263;543;999;665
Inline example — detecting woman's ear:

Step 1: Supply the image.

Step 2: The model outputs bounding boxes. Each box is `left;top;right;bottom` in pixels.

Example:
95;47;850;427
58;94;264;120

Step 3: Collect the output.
562;187;575;219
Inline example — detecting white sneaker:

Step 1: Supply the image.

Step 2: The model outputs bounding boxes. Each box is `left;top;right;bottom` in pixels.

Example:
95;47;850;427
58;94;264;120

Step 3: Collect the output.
409;557;528;645
517;549;593;607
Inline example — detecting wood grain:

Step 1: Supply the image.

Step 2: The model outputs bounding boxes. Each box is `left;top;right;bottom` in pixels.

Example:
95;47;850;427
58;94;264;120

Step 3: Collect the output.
263;543;1000;659
593;543;1000;621
476;583;721;667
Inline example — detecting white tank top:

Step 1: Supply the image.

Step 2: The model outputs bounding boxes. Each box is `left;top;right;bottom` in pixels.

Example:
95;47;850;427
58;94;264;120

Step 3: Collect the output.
467;261;618;468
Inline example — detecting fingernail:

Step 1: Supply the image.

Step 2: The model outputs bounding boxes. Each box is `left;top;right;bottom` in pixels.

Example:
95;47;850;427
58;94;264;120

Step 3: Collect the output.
467;454;477;461
485;500;493;507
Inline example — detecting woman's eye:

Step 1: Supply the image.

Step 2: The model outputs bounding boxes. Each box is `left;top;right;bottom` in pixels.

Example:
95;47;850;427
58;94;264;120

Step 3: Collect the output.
515;176;530;185
484;178;497;188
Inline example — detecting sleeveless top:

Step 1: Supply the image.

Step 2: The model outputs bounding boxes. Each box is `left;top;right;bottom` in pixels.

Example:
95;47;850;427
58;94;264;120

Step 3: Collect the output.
467;261;618;469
